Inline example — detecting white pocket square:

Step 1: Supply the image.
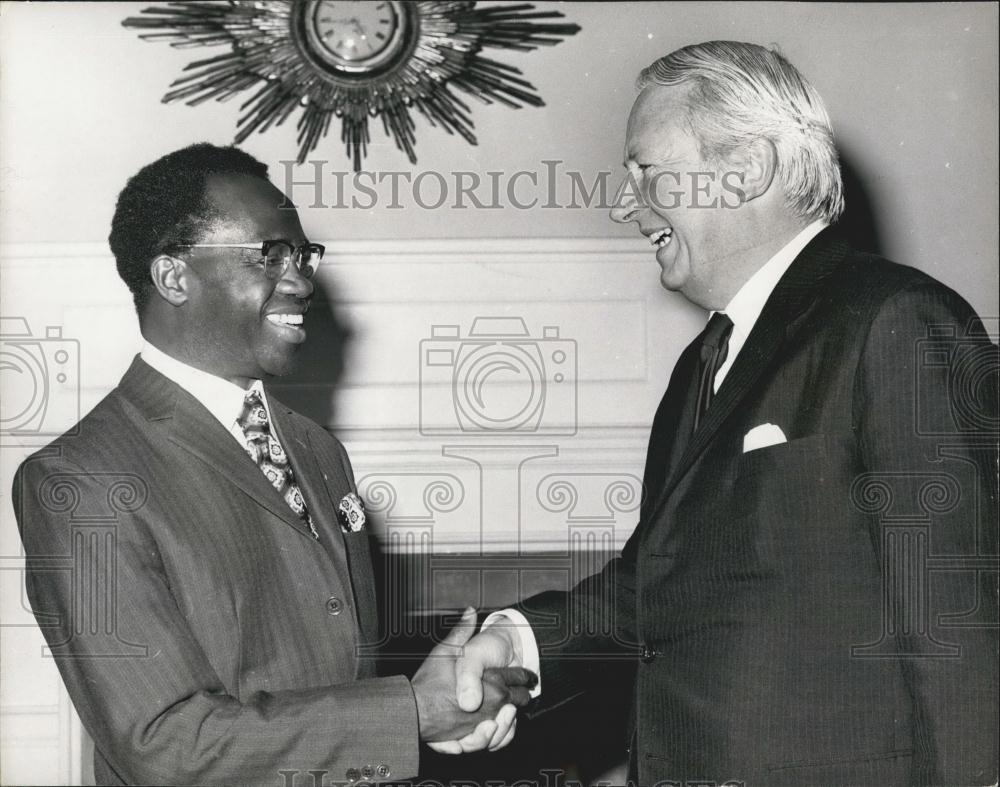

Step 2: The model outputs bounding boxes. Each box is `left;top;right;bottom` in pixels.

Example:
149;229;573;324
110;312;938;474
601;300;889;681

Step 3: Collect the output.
742;423;787;453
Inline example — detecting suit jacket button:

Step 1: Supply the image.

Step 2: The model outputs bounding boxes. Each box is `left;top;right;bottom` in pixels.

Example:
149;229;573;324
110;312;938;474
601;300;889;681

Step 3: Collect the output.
361;765;374;779
640;643;656;663
326;596;343;615
345;768;360;782
376;764;391;778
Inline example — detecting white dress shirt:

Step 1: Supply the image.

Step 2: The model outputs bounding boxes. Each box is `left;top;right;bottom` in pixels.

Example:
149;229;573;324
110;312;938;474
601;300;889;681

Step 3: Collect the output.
486;220;828;696
140;341;269;450
713;220;827;391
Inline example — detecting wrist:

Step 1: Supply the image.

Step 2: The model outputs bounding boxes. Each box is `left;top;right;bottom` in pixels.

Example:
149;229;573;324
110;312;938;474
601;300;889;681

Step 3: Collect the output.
481;609;540;698
480;612;524;664
500;625;523;665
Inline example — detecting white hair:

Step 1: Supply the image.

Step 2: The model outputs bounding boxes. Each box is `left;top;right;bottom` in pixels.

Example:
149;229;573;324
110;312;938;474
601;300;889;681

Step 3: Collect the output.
637;41;844;224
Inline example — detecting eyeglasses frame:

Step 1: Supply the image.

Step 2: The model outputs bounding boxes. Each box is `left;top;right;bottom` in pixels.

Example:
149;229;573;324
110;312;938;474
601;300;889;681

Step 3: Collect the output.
167;239;325;280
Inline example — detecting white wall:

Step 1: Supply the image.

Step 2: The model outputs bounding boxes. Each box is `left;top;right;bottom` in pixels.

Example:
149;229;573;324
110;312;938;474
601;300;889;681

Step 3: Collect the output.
1;2;998;315
1;3;997;784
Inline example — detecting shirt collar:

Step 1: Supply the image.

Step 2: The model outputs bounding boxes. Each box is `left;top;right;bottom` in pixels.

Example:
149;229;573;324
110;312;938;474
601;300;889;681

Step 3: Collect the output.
717;220;828;335
140;341;263;431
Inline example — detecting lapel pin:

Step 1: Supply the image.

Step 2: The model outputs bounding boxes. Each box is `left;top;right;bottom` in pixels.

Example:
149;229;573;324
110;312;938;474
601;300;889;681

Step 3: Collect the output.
337;492;366;533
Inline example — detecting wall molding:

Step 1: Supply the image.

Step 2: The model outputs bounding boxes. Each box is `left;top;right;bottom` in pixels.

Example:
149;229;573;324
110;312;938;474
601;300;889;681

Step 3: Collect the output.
0;689;81;785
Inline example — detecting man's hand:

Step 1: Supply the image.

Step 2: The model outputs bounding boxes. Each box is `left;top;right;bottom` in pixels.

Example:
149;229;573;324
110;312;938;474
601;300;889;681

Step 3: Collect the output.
455;624;523;712
410;608;535;752
426;619;526;754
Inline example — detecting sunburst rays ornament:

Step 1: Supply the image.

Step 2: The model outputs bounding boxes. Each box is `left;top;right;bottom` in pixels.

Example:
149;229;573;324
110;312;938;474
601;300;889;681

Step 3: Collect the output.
123;1;580;170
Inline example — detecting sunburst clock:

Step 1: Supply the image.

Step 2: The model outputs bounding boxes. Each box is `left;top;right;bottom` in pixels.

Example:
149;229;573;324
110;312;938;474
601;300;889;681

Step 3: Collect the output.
123;1;580;170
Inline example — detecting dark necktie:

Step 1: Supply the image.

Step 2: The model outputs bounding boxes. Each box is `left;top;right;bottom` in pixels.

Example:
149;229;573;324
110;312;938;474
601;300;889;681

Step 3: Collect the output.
693;312;735;432
237;388;319;540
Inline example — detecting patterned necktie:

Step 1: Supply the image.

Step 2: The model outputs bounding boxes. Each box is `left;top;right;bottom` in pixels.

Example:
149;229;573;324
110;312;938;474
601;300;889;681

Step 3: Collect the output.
237;388;319;540
693;312;735;432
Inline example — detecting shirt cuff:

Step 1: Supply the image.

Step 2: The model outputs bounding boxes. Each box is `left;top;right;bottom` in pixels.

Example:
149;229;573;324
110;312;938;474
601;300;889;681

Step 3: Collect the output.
481;609;541;698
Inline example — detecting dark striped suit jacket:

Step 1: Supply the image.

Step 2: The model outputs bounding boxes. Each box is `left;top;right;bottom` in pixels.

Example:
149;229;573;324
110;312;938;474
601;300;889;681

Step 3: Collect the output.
13;357;418;785
518;230;999;786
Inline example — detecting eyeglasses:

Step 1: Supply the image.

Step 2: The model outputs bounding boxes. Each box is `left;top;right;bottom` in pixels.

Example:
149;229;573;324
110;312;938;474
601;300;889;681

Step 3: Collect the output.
170;239;325;280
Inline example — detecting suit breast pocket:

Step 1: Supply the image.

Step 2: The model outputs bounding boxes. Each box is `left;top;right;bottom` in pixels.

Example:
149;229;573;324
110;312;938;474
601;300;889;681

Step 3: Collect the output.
737;432;858;498
732;432;864;562
733;433;827;529
736;432;854;483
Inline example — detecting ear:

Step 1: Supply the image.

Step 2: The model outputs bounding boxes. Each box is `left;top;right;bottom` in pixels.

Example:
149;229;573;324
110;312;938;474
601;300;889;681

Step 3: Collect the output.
729;138;777;203
149;254;191;307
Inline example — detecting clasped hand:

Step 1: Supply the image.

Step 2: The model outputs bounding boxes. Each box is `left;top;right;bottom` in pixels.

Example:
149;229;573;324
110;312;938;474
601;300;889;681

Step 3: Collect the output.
410;608;530;754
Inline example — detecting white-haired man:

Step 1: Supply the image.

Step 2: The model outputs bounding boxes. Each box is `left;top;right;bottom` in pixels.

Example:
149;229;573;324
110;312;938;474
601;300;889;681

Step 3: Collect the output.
444;41;998;785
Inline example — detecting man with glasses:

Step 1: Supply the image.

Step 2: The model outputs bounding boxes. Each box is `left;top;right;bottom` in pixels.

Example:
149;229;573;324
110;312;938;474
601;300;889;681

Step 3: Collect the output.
12;143;532;785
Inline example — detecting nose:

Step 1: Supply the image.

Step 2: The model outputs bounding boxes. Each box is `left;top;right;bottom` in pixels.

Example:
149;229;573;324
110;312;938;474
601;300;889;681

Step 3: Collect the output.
274;260;314;299
610;173;640;225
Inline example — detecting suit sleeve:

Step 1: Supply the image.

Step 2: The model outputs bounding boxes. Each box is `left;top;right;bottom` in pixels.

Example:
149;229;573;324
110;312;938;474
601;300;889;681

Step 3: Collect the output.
510;349;696;714
12;450;420;786
514;540;641;714
855;281;999;785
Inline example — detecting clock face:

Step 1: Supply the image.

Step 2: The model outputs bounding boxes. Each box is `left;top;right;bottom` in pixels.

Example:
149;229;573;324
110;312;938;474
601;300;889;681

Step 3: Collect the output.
304;0;408;73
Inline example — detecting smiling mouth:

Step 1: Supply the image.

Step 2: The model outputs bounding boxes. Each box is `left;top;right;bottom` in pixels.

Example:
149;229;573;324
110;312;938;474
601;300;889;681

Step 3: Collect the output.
265;313;304;327
264;312;308;343
647;228;673;248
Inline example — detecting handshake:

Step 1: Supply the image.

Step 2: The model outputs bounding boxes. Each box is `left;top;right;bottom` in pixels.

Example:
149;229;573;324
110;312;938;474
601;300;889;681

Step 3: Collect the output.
409;607;532;754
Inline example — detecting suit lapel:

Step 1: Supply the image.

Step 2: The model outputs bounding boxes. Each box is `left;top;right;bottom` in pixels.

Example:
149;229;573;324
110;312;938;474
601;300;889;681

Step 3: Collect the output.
119;358;320;539
638;341;700;524
646;229;851;522
267;395;377;640
266;399;343;540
